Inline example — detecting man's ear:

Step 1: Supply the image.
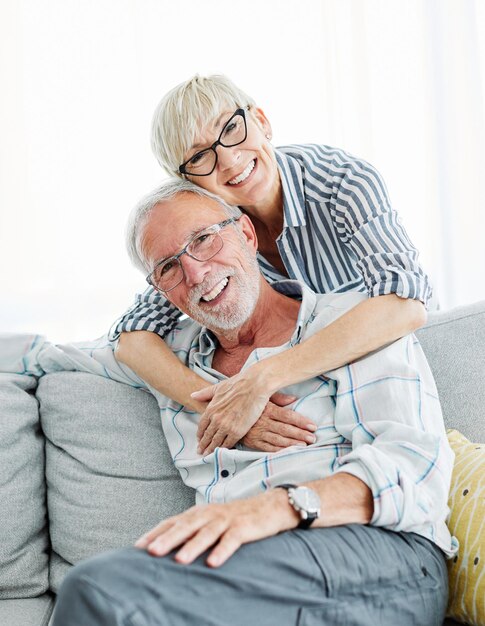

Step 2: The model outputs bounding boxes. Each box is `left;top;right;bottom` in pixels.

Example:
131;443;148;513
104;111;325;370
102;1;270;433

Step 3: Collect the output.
251;107;272;141
238;214;259;253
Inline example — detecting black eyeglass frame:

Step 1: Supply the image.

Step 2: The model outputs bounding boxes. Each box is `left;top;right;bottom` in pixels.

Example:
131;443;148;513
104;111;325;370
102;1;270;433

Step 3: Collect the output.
178;107;249;177
146;217;241;293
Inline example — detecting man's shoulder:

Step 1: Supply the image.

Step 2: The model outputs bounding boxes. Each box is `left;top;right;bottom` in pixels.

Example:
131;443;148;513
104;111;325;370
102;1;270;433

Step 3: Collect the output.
271;280;367;338
164;316;203;354
306;291;367;335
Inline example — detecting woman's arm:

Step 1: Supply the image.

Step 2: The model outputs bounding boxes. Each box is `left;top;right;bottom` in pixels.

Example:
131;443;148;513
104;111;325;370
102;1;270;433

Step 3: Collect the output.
116;331;208;413
252;293;426;390
115;331;317;450
194;293;427;454
195;150;432;453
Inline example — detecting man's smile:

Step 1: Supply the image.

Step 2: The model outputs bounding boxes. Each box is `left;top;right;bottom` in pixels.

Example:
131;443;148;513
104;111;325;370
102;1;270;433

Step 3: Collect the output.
200;277;230;303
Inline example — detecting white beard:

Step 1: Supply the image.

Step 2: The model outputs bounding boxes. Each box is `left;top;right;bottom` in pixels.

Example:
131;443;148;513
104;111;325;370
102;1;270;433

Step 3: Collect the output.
187;251;261;332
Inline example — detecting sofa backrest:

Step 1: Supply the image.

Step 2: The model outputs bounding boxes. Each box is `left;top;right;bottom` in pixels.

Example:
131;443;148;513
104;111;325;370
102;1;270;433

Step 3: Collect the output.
416;300;485;442
36;372;194;593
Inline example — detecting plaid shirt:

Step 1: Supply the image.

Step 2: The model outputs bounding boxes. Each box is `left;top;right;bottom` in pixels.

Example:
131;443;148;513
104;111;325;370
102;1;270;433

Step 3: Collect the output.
2;281;455;556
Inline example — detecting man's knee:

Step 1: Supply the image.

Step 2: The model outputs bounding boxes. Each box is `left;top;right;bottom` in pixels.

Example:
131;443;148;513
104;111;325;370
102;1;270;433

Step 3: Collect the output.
64;548;137;592
52;548;159;626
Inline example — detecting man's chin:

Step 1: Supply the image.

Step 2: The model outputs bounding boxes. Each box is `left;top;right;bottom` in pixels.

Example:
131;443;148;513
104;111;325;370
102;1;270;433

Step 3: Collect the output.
189;307;249;332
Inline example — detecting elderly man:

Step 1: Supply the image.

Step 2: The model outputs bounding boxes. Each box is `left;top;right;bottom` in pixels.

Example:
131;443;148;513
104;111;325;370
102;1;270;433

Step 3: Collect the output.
33;179;453;624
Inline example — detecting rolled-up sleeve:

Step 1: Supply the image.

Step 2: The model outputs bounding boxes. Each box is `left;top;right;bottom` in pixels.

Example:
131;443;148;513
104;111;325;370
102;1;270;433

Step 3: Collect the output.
0;333;145;388
330;157;433;306
109;286;184;341
328;333;454;553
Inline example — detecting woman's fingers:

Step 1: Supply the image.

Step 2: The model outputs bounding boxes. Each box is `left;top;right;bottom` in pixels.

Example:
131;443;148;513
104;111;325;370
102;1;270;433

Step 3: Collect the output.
198;428;228;455
191;386;216;402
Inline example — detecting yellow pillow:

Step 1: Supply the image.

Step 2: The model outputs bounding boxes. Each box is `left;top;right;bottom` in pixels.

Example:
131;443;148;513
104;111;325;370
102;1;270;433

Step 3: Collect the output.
446;429;484;625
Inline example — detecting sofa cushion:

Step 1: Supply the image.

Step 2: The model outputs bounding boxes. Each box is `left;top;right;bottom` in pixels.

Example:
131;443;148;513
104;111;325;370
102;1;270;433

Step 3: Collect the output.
445;429;484;626
37;371;194;592
416;301;485;441
0;593;55;626
0;373;49;598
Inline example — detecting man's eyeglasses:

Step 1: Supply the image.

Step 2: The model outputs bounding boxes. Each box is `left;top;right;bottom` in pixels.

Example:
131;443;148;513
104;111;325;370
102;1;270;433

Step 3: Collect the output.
146;217;241;293
179;108;249;177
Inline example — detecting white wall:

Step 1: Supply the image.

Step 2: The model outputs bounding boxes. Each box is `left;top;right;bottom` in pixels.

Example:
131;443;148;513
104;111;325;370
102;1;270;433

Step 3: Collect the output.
1;0;484;342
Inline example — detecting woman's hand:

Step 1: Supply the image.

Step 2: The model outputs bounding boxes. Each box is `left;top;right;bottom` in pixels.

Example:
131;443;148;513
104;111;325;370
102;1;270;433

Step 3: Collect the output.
192;370;316;455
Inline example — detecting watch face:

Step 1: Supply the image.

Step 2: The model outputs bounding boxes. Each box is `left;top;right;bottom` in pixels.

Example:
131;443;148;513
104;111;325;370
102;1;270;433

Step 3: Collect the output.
292;487;320;514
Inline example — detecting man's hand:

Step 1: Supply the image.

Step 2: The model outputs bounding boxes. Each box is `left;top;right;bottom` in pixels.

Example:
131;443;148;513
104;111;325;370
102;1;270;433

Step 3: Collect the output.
134;490;298;568
192;370;316;454
241;394;317;452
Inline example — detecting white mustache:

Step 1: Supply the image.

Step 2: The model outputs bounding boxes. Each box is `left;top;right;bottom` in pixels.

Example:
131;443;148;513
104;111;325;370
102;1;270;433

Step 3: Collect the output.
188;269;235;306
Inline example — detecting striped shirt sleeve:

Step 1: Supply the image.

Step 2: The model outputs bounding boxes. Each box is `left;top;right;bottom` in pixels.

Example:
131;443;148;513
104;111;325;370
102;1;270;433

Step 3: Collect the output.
108;286;183;341
327;153;432;306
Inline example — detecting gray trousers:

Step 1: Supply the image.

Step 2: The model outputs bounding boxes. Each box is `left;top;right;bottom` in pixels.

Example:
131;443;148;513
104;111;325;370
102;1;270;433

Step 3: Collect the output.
51;525;447;626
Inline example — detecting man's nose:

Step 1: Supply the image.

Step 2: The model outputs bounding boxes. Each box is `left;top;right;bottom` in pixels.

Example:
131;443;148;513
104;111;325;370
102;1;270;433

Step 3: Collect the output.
181;254;212;287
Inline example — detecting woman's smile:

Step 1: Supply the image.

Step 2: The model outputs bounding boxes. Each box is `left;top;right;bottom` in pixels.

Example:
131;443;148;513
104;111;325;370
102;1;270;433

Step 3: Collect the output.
227;159;256;186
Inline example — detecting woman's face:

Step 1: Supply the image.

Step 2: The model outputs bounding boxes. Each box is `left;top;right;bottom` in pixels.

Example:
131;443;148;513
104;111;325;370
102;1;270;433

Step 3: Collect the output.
182;107;280;210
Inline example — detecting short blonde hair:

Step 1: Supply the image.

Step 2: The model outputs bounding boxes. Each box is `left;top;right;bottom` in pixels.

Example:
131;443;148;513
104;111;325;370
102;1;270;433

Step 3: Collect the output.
151;74;256;178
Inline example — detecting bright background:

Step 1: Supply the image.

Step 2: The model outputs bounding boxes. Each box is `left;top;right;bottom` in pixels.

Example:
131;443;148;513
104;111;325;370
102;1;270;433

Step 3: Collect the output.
1;0;485;342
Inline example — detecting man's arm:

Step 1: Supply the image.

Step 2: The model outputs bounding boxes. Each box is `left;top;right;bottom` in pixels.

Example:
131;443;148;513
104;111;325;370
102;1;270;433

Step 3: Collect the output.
135;472;372;568
0;332;147;387
135;332;454;566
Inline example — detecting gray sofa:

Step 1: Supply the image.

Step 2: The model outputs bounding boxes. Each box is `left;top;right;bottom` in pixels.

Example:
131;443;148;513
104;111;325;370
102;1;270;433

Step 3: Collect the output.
1;300;484;626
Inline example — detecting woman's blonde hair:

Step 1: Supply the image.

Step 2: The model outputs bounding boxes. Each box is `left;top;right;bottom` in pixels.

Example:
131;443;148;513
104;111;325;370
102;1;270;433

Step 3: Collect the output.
151;74;256;178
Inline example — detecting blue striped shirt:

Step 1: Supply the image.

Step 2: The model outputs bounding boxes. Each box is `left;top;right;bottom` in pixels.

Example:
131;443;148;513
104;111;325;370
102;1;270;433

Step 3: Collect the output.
110;144;432;339
2;281;455;556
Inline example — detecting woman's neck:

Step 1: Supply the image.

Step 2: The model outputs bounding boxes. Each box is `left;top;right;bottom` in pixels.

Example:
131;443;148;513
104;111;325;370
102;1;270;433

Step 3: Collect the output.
242;171;284;235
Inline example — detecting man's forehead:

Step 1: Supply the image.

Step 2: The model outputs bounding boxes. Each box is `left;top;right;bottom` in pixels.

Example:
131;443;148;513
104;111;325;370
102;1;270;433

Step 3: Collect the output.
155;193;227;227
143;193;227;261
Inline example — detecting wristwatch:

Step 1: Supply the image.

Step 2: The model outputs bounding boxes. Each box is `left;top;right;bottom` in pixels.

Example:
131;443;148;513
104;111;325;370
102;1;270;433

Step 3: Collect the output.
277;483;321;529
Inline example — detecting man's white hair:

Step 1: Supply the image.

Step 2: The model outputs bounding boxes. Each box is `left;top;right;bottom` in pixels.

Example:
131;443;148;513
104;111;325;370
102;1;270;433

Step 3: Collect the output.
151;74;257;178
126;178;242;274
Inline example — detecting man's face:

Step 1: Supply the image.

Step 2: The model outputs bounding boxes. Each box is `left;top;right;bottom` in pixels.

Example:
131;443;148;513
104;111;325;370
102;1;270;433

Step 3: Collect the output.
142;193;261;332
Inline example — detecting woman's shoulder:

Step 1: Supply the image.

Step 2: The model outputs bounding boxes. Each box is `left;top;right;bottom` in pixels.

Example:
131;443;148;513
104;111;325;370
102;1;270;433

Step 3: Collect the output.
276;143;385;190
275;143;368;166
275;143;375;169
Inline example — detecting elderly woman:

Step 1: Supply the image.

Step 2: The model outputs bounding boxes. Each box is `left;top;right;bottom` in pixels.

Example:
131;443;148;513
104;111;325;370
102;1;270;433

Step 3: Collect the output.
112;74;432;455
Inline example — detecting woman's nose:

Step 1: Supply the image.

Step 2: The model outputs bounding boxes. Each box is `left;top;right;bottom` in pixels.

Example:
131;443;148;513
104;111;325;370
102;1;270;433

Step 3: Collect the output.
216;144;241;171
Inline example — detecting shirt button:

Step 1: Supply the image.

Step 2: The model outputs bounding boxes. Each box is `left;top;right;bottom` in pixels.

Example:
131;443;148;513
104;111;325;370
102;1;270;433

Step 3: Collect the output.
221;469;230;478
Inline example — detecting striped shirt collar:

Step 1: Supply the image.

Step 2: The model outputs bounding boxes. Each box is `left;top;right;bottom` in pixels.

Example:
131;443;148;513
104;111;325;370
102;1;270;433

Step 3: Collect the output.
275;149;307;228
197;280;318;358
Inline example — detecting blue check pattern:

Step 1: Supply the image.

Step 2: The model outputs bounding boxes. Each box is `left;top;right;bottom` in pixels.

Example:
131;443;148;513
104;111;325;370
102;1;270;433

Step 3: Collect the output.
2;281;456;557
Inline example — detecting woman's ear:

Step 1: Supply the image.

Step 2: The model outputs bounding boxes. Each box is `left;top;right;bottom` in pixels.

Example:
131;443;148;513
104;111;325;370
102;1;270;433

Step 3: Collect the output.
251;107;273;141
